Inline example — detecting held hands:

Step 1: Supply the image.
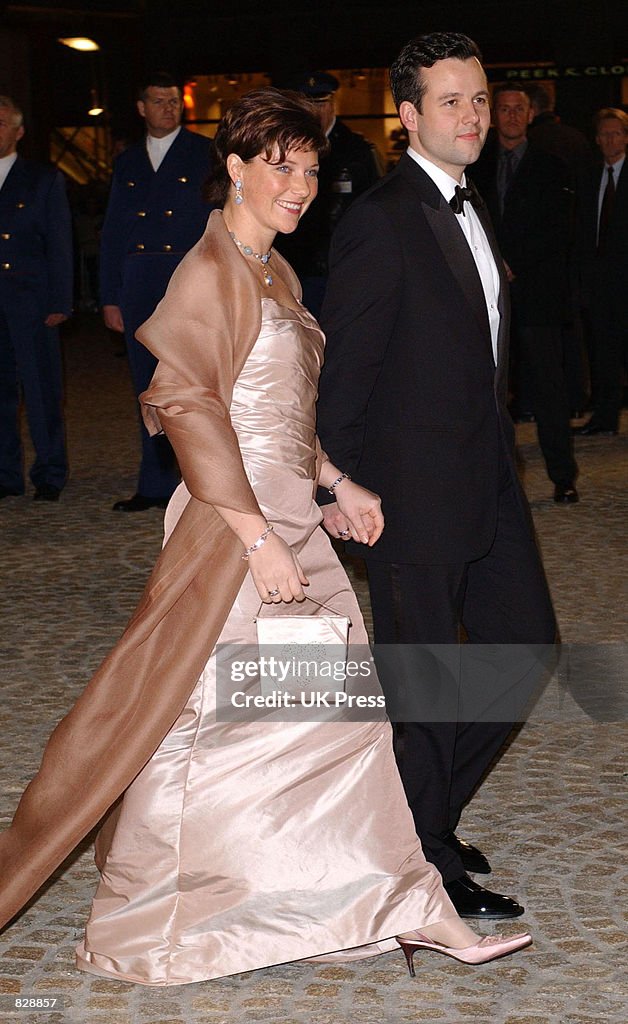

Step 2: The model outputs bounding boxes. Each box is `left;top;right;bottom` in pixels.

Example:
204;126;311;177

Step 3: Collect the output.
248;531;309;604
322;480;384;546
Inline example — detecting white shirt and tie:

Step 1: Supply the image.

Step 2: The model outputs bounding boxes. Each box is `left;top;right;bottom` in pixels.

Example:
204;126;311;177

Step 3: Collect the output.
596;154;624;243
407;147;501;366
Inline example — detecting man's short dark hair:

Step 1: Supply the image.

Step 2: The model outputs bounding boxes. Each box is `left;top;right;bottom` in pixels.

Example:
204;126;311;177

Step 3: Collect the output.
389;32;482;113
137;72;182;102
491;83;531;105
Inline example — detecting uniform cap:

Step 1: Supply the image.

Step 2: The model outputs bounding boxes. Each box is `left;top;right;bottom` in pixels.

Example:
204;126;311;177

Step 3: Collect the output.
282;71;339;99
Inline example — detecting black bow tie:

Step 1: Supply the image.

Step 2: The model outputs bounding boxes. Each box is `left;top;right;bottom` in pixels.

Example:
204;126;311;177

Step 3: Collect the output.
449;182;484;216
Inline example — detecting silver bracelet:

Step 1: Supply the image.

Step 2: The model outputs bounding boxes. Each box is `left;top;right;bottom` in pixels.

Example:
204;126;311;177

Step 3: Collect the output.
241;522;274;560
328;472;351;495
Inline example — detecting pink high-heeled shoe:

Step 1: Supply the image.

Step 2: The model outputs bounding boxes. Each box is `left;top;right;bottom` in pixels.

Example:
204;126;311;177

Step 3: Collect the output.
397;931;532;977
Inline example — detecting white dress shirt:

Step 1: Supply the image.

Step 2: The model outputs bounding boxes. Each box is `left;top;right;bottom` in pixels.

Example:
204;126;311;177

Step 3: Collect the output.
146;126;181;172
407;147;501;365
0;152;18;191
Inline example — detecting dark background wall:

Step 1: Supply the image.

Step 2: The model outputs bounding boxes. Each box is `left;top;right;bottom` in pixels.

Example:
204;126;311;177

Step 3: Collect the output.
1;0;626;156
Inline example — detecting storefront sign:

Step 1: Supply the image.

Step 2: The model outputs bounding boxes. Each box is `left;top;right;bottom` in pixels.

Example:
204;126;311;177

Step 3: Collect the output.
489;64;628;81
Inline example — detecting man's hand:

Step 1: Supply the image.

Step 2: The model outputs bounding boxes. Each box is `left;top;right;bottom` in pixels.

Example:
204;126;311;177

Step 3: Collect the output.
103;304;125;332
321;482;384;547
44;313;68;328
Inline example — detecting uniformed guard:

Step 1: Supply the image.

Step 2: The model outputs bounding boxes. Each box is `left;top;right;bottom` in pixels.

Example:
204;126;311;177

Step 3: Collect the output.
0;95;72;502
275;71;382;317
100;72;214;511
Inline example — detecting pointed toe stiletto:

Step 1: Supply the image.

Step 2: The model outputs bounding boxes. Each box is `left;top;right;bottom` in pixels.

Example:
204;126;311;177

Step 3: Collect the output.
396;931;532;977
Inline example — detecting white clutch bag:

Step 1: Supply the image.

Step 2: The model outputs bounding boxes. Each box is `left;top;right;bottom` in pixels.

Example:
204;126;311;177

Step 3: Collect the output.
255;598;351;696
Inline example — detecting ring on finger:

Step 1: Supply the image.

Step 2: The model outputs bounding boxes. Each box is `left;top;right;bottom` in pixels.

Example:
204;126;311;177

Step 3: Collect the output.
267;588;280;598
339;529;351;538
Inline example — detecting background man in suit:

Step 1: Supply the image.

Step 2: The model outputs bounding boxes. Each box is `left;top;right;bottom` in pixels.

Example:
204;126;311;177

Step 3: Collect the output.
275;70;381;318
574;108;628;437
526;83;593;418
100;72;213;512
0;95;72;502
317;33;556;919
472;85;578;503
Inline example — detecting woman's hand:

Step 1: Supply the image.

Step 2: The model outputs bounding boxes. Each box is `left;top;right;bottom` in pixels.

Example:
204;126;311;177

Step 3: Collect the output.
321;480;384;546
248;531;309;603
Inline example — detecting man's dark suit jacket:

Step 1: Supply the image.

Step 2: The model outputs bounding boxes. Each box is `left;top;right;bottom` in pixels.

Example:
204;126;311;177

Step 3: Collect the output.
471;136;571;327
578;158;628;310
317;152;520;566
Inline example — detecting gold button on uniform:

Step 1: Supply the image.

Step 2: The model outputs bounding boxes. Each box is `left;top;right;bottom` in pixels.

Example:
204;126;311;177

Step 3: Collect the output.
178;176;188;183
127;181;136;187
164;210;173;217
2;262;11;270
1;233;10;240
136;243;145;251
163;244;172;252
16;202;25;209
137;210;146;217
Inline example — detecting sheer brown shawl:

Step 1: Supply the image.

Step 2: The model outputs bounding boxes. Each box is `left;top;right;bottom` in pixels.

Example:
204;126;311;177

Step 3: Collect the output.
0;210;301;929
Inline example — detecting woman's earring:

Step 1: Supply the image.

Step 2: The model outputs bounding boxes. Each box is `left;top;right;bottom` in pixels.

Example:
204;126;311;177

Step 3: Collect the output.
235;179;243;205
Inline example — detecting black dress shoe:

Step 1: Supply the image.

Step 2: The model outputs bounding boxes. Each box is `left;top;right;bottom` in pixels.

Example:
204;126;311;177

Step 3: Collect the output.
112;492;169;512
553;483;579;504
572;421;617;437
444;873;524;919
0;486;23;499
443;832;491;874
33;484;61;502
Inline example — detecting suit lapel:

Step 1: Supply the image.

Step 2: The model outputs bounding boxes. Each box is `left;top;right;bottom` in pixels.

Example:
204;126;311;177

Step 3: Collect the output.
399;155;491;349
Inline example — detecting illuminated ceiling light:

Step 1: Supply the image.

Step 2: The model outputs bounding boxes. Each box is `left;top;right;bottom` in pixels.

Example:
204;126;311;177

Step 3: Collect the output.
58;37;100;52
88;90;105;116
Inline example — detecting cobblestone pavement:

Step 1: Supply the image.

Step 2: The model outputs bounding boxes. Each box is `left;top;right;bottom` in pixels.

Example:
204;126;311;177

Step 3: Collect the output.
1;316;626;1024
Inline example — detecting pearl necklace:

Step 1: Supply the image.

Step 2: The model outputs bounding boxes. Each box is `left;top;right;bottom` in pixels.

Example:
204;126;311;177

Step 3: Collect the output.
229;232;273;286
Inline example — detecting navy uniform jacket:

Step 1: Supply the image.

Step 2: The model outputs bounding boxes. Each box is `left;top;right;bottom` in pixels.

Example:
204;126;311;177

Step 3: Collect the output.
100;127;213;308
0;157;73;315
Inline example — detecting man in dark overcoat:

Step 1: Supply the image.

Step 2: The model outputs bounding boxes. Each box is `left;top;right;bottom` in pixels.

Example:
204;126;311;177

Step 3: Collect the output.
574;108;628;437
471;84;578;502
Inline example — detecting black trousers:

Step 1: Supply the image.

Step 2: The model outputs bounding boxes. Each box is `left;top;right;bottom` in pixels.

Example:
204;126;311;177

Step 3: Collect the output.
367;474;556;883
515;319;578;487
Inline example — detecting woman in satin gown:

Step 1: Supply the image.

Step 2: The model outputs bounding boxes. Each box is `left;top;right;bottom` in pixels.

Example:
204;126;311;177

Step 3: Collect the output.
75;89;531;985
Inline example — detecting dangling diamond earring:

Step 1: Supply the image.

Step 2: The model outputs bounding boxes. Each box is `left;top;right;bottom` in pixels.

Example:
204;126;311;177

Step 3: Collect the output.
234;179;243;205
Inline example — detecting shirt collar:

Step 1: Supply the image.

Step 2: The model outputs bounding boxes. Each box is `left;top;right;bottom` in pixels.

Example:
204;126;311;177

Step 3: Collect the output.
146;126;181;150
406;146;466;202
606;154;625;176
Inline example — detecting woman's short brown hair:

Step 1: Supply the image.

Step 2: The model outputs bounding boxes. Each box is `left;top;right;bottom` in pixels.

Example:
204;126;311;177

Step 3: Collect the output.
206;87;329;205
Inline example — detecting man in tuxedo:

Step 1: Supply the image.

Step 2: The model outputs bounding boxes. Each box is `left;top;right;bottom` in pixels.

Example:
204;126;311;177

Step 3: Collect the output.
100;72;213;511
317;33;556;919
0;96;72;502
573;108;628;437
471;85;578;502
